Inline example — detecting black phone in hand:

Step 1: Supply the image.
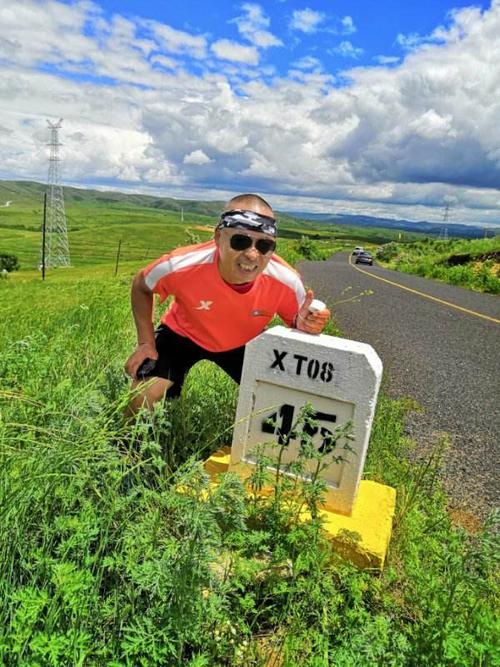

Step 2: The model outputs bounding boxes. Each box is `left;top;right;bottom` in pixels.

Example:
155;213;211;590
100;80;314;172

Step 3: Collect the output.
136;358;157;379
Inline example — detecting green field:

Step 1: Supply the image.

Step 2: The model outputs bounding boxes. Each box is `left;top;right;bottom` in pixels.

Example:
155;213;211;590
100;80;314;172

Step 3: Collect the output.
0;180;425;272
0;182;214;268
0;182;498;665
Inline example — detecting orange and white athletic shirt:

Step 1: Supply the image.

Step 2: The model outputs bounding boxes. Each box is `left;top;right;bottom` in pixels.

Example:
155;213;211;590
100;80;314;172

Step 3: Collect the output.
142;240;306;352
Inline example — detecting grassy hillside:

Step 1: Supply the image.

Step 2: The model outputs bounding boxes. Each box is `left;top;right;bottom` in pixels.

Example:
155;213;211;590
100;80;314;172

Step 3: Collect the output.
0;180;425;271
0;180;216;268
376;236;500;294
0;179;225;215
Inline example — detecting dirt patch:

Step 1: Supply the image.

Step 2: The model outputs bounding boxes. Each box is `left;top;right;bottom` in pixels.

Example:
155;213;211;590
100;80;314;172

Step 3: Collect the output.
447;251;500;266
193;225;214;233
448;507;483;533
471;260;500;277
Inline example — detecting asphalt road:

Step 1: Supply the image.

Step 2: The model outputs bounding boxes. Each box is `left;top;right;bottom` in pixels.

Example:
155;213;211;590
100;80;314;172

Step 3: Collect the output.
300;253;500;516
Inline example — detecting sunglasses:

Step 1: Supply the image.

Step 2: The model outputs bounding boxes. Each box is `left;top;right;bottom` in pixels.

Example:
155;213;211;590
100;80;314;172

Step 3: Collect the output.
229;233;276;255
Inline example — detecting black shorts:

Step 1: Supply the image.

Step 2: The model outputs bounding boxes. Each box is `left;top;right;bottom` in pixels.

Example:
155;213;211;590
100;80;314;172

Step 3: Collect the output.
139;324;245;398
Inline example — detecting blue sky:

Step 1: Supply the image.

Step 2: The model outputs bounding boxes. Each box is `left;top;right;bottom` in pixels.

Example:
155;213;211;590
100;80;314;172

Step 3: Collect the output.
96;0;490;74
0;0;499;225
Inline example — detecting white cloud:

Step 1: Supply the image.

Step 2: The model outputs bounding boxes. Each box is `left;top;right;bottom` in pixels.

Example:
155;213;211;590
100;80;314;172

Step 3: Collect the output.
331;41;364;59
286;69;334;88
211;39;260;64
237;2;269;29
397;5;487;53
374;55;400;65
233;3;283;48
150;55;178;70
146;21;207;58
341;16;356;35
250;30;283;48
290;8;325;34
408;109;457;140
0;0;99;68
0;1;194;87
292;56;322;70
396;32;430;51
183;149;213;165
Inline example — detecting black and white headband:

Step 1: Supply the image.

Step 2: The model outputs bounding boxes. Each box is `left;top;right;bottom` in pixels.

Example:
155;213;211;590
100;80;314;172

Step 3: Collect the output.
217;209;277;236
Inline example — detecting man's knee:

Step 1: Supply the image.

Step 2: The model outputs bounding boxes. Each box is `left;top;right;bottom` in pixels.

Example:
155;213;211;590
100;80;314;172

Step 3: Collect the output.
127;377;174;415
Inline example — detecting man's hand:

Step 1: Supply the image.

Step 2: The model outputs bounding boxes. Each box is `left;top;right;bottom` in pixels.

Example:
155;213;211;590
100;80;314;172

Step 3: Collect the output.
295;289;330;335
124;342;158;380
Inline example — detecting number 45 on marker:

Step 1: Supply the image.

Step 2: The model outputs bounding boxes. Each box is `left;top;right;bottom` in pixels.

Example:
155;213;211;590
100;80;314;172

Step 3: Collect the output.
261;403;338;454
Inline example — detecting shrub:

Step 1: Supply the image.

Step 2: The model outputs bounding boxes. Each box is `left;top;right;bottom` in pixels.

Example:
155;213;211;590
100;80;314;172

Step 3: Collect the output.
376;242;400;262
473;262;500;294
294;236;323;260
278;237;337;265
0;253;20;272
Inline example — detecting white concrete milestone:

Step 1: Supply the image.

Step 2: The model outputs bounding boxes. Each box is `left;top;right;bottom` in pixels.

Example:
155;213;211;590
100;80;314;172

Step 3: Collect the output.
230;326;383;515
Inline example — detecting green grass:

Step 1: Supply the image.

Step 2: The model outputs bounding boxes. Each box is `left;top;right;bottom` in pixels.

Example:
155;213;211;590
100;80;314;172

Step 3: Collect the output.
0;179;424;272
376;237;500;294
0;204;213;268
1;247;498;666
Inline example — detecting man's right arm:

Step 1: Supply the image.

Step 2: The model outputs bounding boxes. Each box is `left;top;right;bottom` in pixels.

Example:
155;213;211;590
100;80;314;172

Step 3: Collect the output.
124;273;159;379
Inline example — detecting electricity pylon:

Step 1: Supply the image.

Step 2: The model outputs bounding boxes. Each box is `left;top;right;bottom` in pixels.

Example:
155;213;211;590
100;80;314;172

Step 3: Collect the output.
43;119;70;267
438;204;450;241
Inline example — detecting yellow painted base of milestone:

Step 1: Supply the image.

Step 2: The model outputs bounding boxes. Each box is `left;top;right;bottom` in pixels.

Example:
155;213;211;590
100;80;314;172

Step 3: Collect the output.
318;480;396;570
204;447;396;571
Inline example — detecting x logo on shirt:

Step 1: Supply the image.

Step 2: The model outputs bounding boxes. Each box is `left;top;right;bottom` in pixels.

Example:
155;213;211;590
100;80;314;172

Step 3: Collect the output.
195;300;213;310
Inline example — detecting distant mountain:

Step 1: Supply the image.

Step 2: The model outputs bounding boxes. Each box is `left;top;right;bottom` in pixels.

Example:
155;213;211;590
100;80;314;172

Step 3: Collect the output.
285;211;499;240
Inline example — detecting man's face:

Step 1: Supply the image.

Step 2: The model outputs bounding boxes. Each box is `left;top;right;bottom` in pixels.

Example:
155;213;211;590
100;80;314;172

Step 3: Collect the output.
215;227;276;284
